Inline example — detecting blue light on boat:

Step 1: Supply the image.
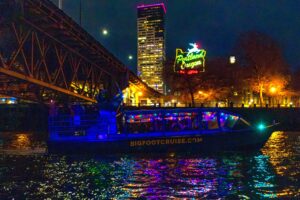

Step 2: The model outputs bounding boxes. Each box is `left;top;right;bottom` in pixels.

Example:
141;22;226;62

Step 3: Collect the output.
257;123;266;131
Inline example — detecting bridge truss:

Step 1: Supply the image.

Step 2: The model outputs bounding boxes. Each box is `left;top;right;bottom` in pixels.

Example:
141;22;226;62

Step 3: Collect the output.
0;0;128;103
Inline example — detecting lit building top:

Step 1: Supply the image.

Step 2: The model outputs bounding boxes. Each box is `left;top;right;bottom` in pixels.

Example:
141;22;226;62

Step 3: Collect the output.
137;3;166;94
137;3;167;13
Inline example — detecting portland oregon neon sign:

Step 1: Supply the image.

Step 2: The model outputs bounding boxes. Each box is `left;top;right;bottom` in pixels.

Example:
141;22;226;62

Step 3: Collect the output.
174;43;206;74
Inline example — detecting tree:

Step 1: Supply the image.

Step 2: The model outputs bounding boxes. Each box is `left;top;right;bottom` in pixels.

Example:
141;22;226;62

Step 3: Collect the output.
163;58;202;106
234;31;290;105
164;57;245;106
204;57;246;105
290;68;300;92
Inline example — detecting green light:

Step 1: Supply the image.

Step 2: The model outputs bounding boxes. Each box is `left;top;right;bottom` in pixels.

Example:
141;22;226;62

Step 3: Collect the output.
257;123;265;131
174;43;206;73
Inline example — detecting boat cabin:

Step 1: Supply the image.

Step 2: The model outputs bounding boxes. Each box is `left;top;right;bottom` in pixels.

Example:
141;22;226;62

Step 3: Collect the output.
122;108;248;134
48;108;250;138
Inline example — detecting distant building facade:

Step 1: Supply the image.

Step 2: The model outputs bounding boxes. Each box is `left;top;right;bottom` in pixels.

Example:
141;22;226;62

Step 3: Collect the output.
137;3;166;94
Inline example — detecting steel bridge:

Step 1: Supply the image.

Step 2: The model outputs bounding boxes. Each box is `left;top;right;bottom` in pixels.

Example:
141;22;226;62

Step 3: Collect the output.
0;0;144;104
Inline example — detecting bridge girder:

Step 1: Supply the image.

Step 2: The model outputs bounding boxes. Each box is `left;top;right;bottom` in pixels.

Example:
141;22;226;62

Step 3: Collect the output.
0;0;129;104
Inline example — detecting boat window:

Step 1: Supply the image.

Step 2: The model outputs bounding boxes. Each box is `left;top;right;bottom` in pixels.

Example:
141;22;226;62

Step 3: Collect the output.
164;112;199;132
49;114;99;136
232;117;250;130
201;112;219;130
219;113;239;129
125;113;163;133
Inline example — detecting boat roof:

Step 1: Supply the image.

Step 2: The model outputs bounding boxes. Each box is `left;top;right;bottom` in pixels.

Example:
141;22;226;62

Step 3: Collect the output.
123;108;241;117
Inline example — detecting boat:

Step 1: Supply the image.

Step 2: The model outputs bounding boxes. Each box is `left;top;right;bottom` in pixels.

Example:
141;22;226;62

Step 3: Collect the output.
47;108;278;154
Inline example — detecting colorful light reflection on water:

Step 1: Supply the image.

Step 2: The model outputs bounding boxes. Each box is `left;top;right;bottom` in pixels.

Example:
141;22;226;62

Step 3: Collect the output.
0;131;299;199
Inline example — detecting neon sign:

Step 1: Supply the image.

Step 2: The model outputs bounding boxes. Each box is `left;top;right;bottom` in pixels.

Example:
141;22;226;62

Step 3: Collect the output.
174;43;206;74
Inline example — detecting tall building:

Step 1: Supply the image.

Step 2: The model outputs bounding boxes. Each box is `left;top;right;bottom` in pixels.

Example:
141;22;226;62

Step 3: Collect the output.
137;3;166;94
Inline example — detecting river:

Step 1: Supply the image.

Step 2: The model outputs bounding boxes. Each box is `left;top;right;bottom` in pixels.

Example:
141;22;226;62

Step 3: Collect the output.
0;131;299;199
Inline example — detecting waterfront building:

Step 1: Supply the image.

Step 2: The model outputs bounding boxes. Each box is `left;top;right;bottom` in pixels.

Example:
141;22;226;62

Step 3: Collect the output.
137;3;166;94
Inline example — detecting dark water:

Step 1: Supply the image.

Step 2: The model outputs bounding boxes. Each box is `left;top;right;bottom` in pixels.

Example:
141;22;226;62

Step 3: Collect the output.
0;132;299;199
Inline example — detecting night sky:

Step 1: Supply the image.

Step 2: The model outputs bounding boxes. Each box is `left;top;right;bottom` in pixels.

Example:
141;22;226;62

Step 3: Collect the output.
52;0;300;72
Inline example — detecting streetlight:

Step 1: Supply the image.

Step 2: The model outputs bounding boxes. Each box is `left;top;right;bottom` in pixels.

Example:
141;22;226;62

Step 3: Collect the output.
128;55;133;60
269;86;277;94
269;86;277;107
102;28;108;36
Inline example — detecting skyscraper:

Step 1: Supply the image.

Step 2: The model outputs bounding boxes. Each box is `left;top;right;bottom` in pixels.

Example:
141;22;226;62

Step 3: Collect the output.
137;3;166;94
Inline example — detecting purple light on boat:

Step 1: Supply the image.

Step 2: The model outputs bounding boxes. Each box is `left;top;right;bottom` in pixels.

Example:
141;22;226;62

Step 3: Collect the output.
137;3;167;14
97;134;106;139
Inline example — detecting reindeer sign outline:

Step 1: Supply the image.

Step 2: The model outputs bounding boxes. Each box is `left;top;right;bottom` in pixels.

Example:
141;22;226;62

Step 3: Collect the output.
174;43;206;74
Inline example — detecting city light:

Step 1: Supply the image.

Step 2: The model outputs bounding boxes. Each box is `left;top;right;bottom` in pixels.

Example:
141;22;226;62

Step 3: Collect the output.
269;86;277;94
102;28;108;36
229;56;236;64
128;55;133;60
198;90;210;98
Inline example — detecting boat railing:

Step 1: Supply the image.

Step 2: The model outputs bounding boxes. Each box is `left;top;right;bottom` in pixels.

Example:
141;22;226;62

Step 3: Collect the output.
49;114;99;136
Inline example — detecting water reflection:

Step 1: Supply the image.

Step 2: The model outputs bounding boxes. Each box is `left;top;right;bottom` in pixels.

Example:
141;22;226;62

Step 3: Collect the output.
261;131;300;198
122;153;279;199
11;134;31;149
0;155;134;199
247;154;277;198
0;132;299;199
0;133;46;155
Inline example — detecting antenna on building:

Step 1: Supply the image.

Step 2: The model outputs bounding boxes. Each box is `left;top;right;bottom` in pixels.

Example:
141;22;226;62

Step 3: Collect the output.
58;0;63;9
79;0;82;26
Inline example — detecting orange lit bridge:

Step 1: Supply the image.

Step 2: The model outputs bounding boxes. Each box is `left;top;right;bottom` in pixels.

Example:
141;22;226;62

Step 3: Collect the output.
0;0;160;104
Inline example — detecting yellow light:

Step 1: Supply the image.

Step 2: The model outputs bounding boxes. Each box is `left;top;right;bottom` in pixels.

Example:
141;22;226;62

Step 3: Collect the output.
13;134;30;148
138;91;143;96
269;86;277;93
229;56;236;64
